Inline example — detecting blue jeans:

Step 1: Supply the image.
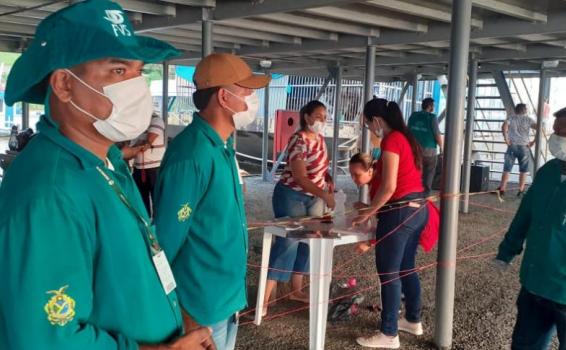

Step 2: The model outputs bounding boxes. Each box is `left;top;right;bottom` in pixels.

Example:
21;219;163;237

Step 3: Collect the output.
504;144;530;173
209;314;239;350
375;195;428;336
511;288;566;350
268;182;325;282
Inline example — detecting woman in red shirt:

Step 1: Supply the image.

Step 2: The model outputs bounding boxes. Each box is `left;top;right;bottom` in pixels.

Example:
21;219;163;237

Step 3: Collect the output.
354;98;429;349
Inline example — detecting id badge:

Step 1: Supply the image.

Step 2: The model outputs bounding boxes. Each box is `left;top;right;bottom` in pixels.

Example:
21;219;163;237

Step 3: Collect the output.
152;250;177;295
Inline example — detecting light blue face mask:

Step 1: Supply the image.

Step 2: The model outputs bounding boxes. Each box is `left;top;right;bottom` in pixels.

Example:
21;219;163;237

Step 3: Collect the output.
372;148;381;160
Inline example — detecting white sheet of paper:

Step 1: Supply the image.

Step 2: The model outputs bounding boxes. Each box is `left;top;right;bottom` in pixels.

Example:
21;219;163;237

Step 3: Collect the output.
153;250;177;295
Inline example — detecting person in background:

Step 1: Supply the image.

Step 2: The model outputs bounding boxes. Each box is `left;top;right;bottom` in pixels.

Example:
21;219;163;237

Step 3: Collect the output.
0;1;214;349
262;100;335;315
497;103;536;197
494;107;566;350
131;112;166;217
153;53;270;350
408;97;443;195
353;98;428;349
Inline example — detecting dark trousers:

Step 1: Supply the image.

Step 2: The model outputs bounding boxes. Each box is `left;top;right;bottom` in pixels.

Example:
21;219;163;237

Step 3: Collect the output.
422;155;437;195
512;288;566;350
375;194;429;336
133;167;159;218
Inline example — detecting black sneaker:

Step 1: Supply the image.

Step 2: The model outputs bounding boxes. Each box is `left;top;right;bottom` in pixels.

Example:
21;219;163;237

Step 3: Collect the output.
517;191;524;198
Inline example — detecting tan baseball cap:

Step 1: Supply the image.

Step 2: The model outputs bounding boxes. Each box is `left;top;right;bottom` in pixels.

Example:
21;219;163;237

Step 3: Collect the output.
193;53;271;90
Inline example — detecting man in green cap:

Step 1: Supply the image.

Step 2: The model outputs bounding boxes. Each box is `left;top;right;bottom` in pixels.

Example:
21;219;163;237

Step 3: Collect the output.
153;53;270;350
0;1;214;349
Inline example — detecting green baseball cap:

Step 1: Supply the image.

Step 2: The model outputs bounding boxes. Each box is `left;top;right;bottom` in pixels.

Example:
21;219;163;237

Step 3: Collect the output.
5;0;180;106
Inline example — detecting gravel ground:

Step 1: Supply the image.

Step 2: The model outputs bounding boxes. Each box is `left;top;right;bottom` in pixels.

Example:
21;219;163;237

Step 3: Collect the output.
238;175;559;350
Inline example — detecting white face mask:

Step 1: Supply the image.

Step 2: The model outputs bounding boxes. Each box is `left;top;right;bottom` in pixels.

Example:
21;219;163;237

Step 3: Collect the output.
549;133;566;161
224;89;259;129
66;69;153;142
308;120;326;135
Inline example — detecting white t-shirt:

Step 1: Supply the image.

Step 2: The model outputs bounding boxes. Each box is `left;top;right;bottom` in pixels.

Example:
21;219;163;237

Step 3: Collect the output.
507;114;536;146
132;116;166;170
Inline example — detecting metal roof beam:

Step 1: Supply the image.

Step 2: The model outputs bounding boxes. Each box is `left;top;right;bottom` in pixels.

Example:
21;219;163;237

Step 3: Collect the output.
256;13;380;37
134;7;203;33
304;6;428;32
239;34;375;55
222;18;338;41
213;0;361;20
158;0;215;7
0;5;51;19
153;27;267;47
181;23;301;44
366;0;483;28
115;0;176;16
0;22;35;36
472;0;547;22
237;10;566;56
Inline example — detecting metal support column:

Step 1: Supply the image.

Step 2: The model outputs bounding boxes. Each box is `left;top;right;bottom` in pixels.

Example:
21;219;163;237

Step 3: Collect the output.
397;81;410;105
461;58;478;214
493;71;515;115
162;61;169;144
360;45;375;203
22;102;29;129
534;69;550;173
262;71;271;181
202;8;213;57
411;74;419;113
434;0;472;348
330;65;342;181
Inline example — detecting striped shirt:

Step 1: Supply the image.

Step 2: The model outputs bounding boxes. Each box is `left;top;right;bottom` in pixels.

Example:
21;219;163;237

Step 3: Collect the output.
132;116;166;169
280;132;329;194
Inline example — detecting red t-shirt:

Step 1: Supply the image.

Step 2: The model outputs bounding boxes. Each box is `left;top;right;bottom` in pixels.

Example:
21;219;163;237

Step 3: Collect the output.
369;131;423;201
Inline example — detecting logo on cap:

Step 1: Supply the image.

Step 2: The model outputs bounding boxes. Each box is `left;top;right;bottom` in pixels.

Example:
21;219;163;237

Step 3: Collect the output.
104;10;131;37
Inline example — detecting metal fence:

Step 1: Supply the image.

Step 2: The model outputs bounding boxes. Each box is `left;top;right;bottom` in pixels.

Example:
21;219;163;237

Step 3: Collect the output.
166;68;436;128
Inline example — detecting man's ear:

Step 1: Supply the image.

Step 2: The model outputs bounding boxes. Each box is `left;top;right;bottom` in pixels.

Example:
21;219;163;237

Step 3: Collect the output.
49;69;74;103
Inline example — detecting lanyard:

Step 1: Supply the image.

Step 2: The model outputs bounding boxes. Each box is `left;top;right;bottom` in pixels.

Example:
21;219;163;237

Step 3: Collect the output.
96;166;161;256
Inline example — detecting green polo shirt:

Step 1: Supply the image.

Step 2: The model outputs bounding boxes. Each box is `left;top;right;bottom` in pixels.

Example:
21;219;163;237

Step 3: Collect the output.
154;113;248;325
0;115;182;350
497;159;566;305
408;110;439;151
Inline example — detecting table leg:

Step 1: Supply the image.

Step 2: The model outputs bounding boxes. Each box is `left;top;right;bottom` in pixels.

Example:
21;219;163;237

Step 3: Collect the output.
254;231;273;326
309;239;335;350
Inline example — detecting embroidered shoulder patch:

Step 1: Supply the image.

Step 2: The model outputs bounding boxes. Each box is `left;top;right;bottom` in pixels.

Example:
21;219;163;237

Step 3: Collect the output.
44;285;76;326
177;203;192;222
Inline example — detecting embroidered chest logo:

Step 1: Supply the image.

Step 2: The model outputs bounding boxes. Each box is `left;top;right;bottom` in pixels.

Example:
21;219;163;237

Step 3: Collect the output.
103;9;131;37
178;203;192;222
44;285;76;326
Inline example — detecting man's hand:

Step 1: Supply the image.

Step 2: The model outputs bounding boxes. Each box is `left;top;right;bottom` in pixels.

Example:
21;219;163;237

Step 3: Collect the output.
351;212;373;227
139;327;216;350
353;201;369;210
323;192;336;210
489;259;509;274
170;327;216;350
528;140;536;148
355;241;372;254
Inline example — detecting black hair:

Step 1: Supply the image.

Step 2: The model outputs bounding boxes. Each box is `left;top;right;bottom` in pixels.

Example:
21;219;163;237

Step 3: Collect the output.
422;97;434;111
363;98;423;170
193;87;220;110
514;103;527;115
349;152;373;171
555;106;566;119
299;100;326;130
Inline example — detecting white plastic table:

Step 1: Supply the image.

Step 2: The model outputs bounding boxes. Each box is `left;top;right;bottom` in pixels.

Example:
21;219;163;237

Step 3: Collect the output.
254;215;375;350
